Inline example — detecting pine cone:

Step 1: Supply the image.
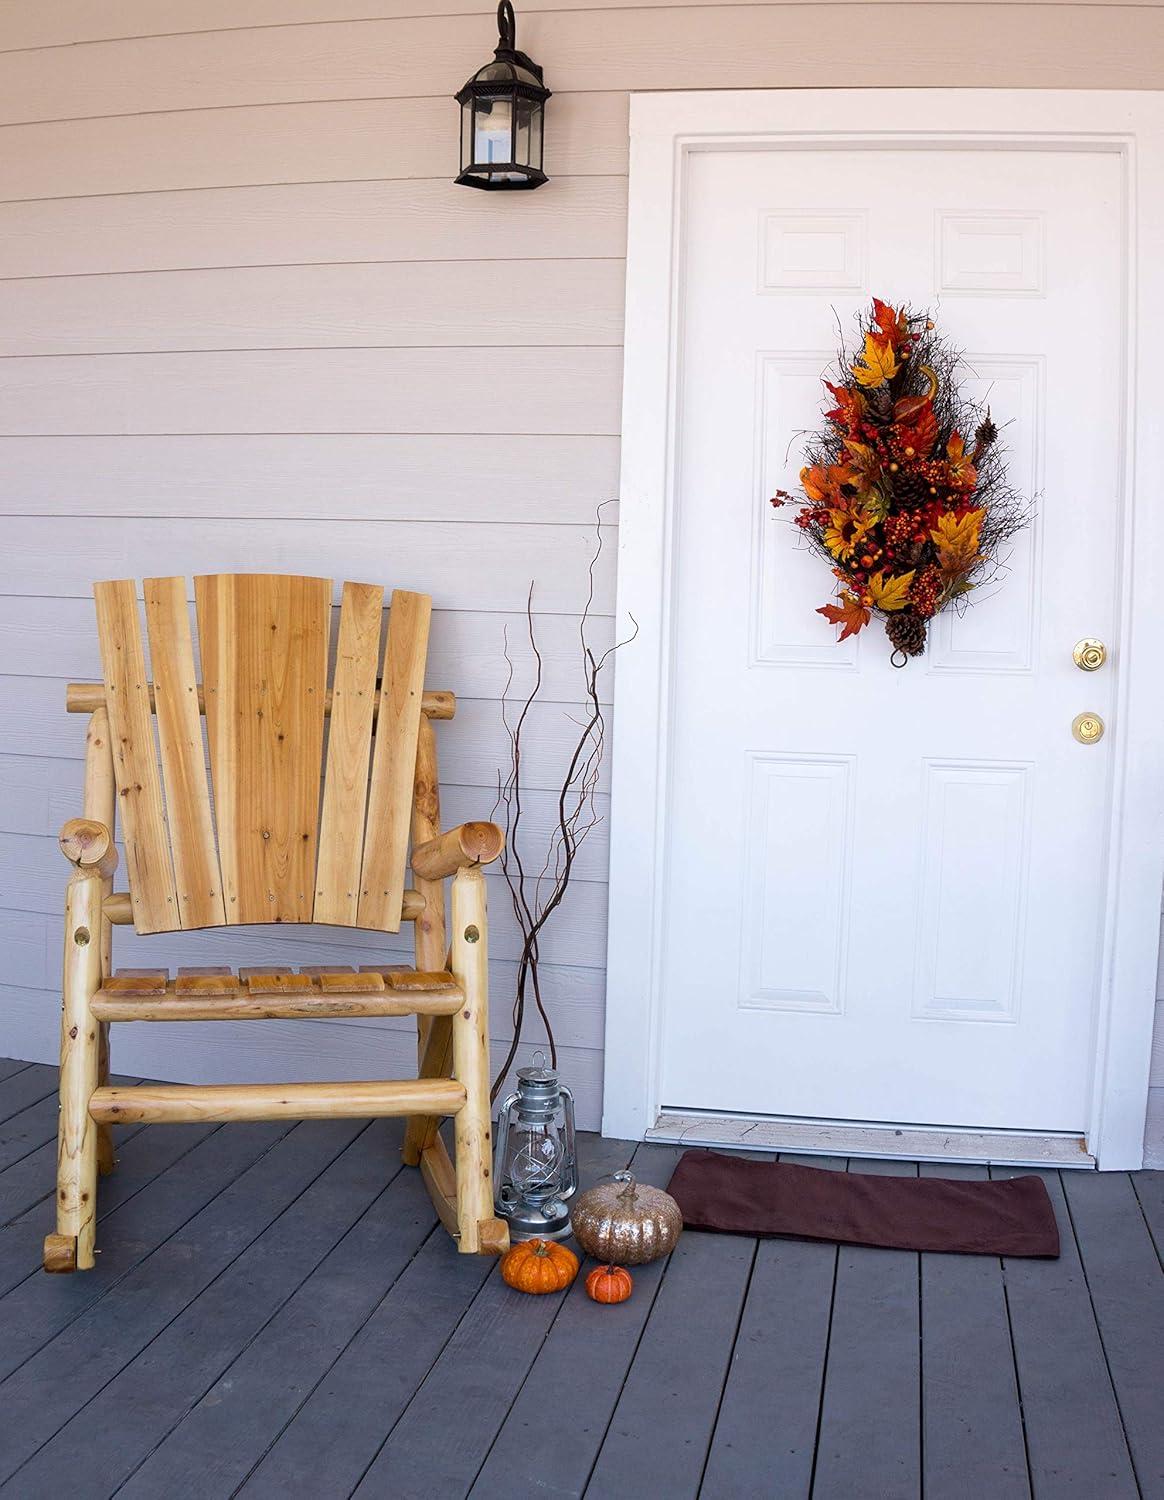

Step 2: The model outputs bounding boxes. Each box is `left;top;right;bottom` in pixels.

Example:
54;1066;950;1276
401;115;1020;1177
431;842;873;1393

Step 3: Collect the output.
890;469;931;509
974;413;998;450
885;610;927;659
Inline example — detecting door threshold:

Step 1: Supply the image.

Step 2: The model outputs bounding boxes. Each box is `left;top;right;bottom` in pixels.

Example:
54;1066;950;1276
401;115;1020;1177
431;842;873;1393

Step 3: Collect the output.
648;1110;1096;1168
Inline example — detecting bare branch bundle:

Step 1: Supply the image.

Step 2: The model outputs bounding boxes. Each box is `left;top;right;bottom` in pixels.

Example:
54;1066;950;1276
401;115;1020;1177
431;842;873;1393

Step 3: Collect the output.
491;500;636;1099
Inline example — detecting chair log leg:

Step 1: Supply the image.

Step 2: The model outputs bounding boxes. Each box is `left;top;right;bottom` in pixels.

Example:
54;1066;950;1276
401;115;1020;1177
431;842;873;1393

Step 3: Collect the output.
450;867;507;1255
402;715;448;1167
45;873;102;1272
96;1023;116;1176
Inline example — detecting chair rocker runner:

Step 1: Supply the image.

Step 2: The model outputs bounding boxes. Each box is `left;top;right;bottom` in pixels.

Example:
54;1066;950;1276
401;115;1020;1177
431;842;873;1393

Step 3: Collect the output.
44;574;509;1272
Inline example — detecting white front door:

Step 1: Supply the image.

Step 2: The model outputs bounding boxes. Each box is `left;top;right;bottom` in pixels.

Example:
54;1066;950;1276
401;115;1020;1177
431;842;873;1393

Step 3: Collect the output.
658;139;1125;1132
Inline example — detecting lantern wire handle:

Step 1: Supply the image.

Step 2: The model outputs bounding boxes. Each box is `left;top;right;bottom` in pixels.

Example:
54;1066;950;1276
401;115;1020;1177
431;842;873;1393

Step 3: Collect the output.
496;0;516;51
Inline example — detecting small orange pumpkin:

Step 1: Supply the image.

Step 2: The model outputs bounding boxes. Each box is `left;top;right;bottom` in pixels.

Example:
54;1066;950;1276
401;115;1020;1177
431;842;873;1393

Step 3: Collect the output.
501;1238;579;1295
586;1264;633;1305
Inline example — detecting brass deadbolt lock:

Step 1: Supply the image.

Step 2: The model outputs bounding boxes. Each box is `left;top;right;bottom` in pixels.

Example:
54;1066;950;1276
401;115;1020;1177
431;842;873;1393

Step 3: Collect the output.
1072;712;1105;745
1073;638;1107;672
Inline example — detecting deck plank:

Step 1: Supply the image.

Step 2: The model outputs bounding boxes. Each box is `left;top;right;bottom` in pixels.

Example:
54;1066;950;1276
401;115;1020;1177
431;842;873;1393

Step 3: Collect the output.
1062;1168;1164;1495
469;1141;681;1500
918;1161;1030;1500
351;1132;637;1500
698;1156;846;1500
583;1209;755;1496
0;1116;205;1299
992;1166;1139;1498
812;1158;922;1500
238;1220;494;1498
0;1120;277;1378
116;1158;441;1500
13;1122;398;1498
0;1119;360;1484
0;1064;58;1126
1131;1170;1164;1268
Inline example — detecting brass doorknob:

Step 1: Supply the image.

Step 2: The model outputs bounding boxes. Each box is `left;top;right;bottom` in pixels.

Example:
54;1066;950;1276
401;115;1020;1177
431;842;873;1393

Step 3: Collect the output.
1072;712;1105;745
1073;638;1107;672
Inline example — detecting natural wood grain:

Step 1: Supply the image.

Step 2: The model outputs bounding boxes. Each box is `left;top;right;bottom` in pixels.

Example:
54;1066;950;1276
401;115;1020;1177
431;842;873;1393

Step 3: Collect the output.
66;679;454;721
92;987;465;1021
49;871;104;1269
402;711;450;1168
196;573;329;925
58;817;118;880
144;574;226;929
450;866;497;1254
241;969;317;996
102;968;169;995
93;578;178;933
410;820;504;881
358;589;431;932
175;967;239;996
314;581;383;926
89;1078;467;1124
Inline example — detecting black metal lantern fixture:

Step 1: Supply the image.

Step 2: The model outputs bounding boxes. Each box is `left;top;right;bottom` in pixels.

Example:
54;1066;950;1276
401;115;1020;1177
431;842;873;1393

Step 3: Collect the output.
455;1;550;190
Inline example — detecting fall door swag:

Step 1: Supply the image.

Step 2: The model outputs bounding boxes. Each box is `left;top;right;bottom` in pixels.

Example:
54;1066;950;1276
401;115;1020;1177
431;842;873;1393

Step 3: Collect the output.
772;299;1030;666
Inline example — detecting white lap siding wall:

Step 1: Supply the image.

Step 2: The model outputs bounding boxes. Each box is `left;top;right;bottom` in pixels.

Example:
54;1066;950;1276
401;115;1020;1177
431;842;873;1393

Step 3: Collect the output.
0;0;1162;1149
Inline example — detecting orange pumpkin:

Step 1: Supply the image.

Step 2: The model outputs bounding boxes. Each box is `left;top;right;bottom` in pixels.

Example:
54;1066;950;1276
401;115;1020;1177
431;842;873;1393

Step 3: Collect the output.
501;1238;579;1295
586;1264;633;1305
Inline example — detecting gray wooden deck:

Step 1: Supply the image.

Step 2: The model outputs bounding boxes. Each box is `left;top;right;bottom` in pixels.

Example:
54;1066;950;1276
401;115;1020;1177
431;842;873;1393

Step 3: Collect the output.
0;1056;1161;1500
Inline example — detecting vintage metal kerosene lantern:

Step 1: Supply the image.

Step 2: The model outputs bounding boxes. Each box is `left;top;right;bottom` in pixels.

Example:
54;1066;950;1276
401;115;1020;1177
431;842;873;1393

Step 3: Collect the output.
493;1053;577;1239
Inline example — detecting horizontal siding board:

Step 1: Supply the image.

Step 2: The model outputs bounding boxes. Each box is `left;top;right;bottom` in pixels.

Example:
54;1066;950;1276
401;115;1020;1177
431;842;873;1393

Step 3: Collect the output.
1;8;1162;124
0;983;605;1129
0;259;625;356
0;601;615;704
0;519;616;609
0;347;623;434
0;0;1152;52
0;433;620;524
2;681;615;794
0;101;630;202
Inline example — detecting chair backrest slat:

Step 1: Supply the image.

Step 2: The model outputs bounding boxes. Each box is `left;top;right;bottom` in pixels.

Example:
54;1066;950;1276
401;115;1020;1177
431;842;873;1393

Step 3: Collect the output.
144;576;227;930
93;579;180;934
195;573;329;925
358;589;432;933
313;581;384;926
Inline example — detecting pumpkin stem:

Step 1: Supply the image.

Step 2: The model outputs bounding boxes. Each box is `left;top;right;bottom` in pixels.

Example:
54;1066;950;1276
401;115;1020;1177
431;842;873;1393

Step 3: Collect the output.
614;1170;638;1205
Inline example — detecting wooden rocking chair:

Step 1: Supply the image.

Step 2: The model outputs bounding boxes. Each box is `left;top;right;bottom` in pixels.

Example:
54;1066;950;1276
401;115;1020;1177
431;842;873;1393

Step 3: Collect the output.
44;574;509;1272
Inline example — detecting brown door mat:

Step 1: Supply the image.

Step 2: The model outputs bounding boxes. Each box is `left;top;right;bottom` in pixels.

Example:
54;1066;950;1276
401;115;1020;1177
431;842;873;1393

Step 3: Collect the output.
667;1148;1060;1257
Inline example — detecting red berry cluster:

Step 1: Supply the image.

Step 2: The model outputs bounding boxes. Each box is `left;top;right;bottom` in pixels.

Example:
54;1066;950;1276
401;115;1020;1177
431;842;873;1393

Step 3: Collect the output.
909;565;943;618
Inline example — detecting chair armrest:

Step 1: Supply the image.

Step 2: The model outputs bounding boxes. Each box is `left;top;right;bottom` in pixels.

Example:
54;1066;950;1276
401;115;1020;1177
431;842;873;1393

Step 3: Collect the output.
59;818;118;880
411;822;504;881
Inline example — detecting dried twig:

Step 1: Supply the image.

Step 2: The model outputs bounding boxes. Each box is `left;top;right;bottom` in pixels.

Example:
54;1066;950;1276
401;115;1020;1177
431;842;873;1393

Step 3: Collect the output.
491;499;637;1099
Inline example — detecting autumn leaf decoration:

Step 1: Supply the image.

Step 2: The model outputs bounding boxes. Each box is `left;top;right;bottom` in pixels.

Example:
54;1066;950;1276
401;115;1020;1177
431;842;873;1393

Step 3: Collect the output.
770;300;1030;664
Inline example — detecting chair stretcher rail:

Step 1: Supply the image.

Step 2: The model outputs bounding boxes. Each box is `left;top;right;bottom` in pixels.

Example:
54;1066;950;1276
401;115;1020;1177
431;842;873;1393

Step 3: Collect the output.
66;681;455;720
89;1079;468;1125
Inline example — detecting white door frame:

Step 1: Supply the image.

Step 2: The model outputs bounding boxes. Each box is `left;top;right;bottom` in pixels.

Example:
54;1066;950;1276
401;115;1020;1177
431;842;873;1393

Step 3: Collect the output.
603;89;1164;1168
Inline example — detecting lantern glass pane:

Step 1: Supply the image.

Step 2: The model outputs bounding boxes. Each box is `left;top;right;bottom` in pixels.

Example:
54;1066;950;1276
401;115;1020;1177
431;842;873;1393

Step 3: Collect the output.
473;95;513;167
460;100;472;172
514;96;536;169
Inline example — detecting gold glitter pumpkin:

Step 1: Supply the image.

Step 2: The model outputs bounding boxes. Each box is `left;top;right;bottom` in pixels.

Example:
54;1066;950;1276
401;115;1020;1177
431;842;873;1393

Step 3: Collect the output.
570;1171;683;1266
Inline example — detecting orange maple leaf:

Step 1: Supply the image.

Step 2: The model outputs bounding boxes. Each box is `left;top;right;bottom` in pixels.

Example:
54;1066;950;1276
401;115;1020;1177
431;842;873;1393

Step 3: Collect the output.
818;590;871;641
823;380;866;431
800;462;854;504
946;431;978;488
872;298;910;346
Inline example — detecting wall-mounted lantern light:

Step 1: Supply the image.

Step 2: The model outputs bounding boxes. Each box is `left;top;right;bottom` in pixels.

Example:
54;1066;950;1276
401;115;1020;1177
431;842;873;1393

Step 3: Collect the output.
455;1;551;190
